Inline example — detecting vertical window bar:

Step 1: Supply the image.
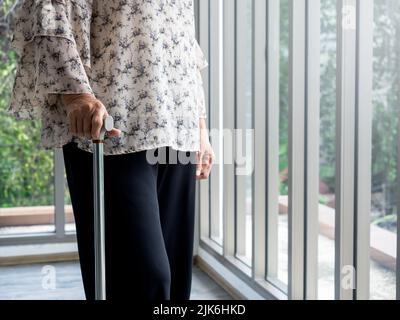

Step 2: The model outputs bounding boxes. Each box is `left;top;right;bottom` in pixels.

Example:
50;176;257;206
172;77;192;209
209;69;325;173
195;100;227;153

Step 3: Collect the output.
55;149;65;237
209;0;224;245
288;0;307;300
235;0;249;261
265;0;280;282
355;0;373;300
397;105;400;301
194;0;202;255
335;0;357;300
194;0;200;39
223;0;236;257
253;0;267;279
392;0;400;302
198;0;210;240
304;0;321;300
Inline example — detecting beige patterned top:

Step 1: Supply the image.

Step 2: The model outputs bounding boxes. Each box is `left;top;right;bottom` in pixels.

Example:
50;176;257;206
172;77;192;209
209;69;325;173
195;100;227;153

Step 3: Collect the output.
8;0;209;155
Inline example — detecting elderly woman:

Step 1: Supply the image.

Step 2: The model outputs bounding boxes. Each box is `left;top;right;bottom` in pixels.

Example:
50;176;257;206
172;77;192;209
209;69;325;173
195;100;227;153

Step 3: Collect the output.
8;0;214;301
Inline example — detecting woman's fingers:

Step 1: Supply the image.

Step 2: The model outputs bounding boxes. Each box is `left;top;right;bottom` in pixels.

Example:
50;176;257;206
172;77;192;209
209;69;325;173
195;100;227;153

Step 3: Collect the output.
108;128;122;137
196;150;203;177
196;149;213;180
76;116;84;137
91;113;104;139
201;153;211;178
92;114;121;139
65;95;121;140
90;101;105;139
69;112;77;135
84;113;93;139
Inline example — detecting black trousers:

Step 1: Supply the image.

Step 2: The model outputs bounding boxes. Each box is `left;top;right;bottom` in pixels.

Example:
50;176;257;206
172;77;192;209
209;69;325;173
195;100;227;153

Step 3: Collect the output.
62;141;197;301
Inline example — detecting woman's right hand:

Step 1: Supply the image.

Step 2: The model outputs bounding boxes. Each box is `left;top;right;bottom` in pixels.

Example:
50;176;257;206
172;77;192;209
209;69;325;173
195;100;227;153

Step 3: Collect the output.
61;93;121;140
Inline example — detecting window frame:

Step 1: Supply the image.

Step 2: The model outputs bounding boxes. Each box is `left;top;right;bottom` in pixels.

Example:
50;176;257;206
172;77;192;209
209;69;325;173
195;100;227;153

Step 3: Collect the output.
0;149;75;246
196;0;382;300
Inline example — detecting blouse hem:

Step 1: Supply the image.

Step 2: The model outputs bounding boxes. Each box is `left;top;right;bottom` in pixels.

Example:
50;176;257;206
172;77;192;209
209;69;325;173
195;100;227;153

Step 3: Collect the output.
40;138;201;156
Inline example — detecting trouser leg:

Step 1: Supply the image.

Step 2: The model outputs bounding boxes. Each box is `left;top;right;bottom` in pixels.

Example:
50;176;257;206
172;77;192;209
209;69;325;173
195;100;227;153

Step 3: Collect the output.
62;141;171;301
103;146;171;301
156;147;197;300
62;142;95;300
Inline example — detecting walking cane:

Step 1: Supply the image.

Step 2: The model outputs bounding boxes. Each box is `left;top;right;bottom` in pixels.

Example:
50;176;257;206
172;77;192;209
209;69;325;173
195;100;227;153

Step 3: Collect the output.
93;115;114;300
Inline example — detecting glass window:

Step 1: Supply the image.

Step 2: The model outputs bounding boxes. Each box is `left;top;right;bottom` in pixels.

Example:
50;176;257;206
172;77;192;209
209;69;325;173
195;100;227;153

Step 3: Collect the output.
208;0;223;247
197;0;399;301
0;26;55;235
276;0;290;289
234;0;254;267
318;0;337;300
370;0;398;300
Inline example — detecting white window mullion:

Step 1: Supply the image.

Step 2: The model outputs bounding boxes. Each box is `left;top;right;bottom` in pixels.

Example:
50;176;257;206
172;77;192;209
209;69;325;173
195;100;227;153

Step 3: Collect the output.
265;0;280;283
304;0;321;300
55;149;65;237
335;0;357;300
235;0;249;261
397;107;400;301
355;0;373;300
252;0;267;280
288;0;307;300
223;0;236;258
198;0;210;241
209;0;218;241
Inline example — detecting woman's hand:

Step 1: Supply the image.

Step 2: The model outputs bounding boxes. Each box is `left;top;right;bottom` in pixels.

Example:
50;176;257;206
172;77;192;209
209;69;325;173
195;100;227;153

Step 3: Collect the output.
61;93;121;140
196;118;215;180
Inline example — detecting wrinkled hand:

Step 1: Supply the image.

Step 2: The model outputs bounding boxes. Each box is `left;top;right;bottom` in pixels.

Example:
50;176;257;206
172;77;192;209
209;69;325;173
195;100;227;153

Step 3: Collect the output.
196;118;214;180
61;93;121;140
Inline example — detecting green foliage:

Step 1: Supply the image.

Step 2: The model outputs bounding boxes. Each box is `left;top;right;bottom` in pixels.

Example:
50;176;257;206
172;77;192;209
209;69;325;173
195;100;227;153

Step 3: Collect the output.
279;0;289;196
372;214;397;233
0;2;54;208
319;0;338;195
370;0;400;222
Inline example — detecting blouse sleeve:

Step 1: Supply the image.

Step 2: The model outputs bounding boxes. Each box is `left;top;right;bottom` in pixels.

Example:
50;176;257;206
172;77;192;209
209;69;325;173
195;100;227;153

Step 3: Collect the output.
193;39;209;119
7;0;93;121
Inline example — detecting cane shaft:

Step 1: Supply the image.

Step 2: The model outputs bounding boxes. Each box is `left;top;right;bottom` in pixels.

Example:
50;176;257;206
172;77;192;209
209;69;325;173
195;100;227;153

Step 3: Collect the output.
93;141;106;300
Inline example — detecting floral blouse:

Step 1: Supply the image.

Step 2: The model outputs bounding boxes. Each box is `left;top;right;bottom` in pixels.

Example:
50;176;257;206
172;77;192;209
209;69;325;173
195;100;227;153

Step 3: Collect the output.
7;0;209;155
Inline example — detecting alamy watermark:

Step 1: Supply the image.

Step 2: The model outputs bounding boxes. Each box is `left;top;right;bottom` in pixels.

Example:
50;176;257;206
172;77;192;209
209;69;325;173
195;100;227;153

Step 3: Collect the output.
342;4;356;30
145;128;255;176
341;265;356;291
41;265;56;290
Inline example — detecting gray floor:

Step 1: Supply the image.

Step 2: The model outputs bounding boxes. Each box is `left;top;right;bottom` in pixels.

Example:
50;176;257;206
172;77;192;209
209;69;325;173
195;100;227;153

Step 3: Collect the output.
0;261;232;300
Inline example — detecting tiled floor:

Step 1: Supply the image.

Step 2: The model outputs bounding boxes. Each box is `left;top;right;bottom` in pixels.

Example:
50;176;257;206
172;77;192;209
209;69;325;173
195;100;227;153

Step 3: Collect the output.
0;261;232;300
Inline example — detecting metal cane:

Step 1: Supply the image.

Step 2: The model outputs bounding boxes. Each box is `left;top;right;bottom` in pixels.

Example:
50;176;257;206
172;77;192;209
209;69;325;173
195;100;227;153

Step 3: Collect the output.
93;115;114;300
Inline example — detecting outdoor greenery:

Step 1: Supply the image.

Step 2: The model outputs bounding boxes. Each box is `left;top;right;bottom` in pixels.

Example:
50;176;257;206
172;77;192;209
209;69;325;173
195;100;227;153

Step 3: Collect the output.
0;0;398;231
0;0;54;207
278;0;398;232
371;0;400;231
